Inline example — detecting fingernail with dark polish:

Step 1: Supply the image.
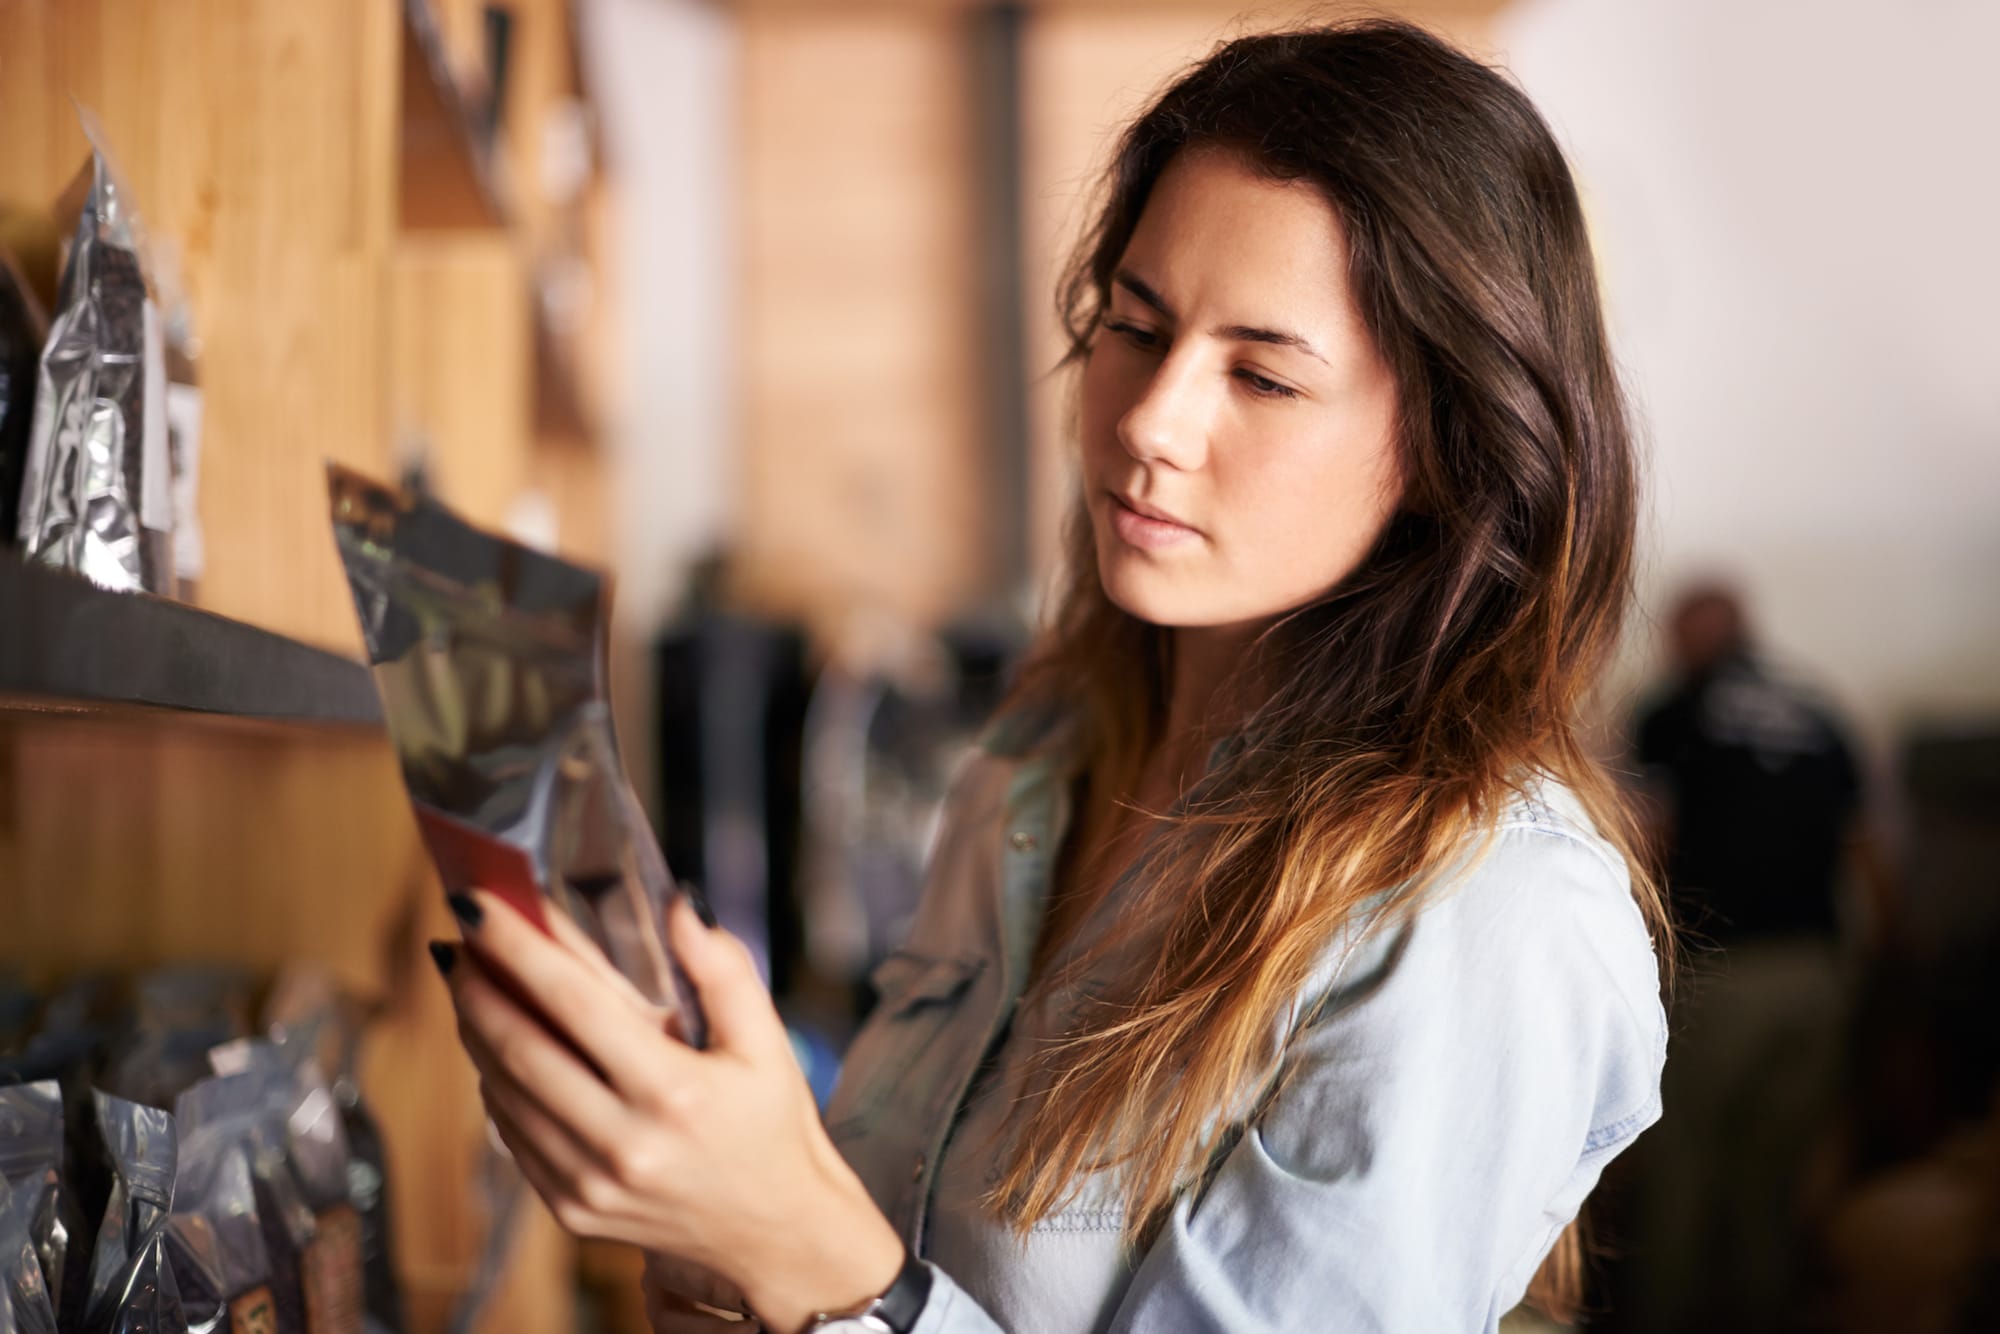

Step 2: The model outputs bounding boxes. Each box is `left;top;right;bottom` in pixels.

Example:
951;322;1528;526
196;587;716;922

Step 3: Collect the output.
689;891;718;929
447;892;483;929
428;940;457;976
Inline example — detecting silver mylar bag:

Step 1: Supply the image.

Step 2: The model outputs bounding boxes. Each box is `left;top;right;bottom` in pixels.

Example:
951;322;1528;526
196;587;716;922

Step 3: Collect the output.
83;1092;183;1334
16;118;174;593
327;463;706;1047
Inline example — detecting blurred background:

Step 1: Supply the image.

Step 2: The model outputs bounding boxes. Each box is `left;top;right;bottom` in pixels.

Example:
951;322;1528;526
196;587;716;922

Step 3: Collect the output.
0;1;1994;1331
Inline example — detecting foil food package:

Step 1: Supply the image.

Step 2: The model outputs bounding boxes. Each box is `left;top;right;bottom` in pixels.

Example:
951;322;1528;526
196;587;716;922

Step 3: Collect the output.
82;1092;184;1334
0;1082;82;1331
102;1025;236;1117
208;1040;362;1334
0;1087;62;1334
134;966;257;1042
327;464;707;1046
258;976;402;1334
154;244;204;601
16;114;174;592
165;321;203;601
168;1076;279;1334
0;248;47;548
0;1175;58;1334
187;1069;315;1334
334;1096;398;1334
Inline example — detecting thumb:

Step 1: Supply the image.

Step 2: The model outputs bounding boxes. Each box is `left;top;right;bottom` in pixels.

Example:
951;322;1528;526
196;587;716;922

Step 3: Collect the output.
669;895;785;1059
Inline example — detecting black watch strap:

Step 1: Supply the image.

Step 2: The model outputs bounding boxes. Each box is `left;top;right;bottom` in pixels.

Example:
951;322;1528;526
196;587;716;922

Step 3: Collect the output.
874;1248;933;1334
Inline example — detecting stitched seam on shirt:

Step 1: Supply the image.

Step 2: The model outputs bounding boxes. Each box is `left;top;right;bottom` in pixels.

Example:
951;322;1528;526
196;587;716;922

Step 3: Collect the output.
1492;812;1627;886
1030;1207;1126;1234
1582;1092;1663;1154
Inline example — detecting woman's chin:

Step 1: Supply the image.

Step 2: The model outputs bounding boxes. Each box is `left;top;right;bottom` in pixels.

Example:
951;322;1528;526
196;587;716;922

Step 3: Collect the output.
1096;552;1199;628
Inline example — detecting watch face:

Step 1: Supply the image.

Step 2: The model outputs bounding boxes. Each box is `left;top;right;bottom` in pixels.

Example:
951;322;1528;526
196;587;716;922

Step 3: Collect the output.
811;1318;894;1334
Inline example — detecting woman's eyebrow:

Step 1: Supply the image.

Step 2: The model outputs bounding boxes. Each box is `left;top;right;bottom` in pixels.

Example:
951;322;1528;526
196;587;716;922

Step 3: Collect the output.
1113;268;1328;365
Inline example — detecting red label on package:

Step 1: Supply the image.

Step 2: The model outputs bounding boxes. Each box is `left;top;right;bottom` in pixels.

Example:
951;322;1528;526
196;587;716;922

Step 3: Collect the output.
414;804;551;936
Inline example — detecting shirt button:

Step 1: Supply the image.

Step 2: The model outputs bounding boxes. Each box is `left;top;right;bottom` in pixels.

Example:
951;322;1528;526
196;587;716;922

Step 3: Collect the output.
912;1155;926;1182
1009;830;1037;852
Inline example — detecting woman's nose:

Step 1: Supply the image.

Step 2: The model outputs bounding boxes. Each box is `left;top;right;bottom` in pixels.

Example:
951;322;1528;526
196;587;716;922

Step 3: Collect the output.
1116;352;1211;472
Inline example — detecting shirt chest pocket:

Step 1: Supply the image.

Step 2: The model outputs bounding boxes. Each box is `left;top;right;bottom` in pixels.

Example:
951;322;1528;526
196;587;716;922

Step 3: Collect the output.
827;951;986;1137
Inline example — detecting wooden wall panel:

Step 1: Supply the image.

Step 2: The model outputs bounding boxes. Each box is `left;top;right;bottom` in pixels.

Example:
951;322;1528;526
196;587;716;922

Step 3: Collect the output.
735;4;988;639
0;3;583;1330
1;717;423;989
391;235;534;529
527;438;610;565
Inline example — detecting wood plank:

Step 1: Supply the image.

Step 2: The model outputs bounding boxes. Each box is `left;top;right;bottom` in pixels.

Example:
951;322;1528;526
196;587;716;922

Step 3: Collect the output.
735;5;989;638
390;234;533;530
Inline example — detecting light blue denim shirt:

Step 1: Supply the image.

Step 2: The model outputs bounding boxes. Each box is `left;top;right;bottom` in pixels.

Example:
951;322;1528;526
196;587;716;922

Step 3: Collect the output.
822;720;1668;1333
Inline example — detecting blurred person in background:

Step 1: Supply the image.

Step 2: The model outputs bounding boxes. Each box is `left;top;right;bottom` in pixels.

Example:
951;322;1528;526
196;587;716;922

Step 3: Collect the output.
1607;580;1895;1333
427;22;1674;1334
1635;582;1888;948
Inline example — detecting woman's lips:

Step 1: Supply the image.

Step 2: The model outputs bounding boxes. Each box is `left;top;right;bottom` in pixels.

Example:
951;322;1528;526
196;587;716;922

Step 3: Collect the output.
1109;493;1201;550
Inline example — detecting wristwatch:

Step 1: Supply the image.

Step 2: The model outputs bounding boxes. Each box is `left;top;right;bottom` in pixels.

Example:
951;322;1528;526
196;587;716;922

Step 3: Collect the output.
800;1248;933;1333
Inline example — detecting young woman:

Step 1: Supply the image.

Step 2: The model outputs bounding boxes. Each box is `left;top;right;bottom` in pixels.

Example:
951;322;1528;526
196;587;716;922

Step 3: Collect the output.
432;20;1672;1333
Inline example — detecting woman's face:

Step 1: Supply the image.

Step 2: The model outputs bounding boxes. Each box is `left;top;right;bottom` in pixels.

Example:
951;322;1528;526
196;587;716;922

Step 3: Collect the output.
1080;147;1405;634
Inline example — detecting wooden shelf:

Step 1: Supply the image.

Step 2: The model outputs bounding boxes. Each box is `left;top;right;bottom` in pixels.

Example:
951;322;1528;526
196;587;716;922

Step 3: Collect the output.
0;555;383;728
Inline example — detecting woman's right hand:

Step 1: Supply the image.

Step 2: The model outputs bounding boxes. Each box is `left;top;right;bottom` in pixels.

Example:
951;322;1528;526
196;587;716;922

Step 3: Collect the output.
642;1250;759;1333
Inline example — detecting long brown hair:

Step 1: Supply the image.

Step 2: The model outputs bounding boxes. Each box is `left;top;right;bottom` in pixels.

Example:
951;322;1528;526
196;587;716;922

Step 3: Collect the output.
989;19;1672;1323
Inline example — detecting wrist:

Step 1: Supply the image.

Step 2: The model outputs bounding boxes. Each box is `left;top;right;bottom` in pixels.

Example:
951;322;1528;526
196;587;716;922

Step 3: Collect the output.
735;1164;905;1334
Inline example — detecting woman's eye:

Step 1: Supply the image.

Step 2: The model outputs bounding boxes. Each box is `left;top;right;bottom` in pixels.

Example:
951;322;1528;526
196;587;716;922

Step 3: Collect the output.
1236;368;1300;400
1105;319;1163;351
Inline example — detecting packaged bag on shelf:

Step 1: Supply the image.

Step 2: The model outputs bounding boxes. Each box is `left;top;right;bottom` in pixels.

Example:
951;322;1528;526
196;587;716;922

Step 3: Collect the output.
326;464;707;1046
0;991;132;1327
97;962;257;1113
0;1174;58;1334
101;1024;235;1116
81;1092;184;1334
255;977;403;1334
15;111;174;593
134;967;256;1043
208;1041;362;1334
328;1091;397;1334
167;1075;282;1334
0;1081;87;1332
0;247;46;549
151;243;203;603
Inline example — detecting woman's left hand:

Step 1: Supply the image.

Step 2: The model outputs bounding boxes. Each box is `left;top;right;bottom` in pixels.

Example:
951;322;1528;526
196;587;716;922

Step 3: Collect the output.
435;890;905;1334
